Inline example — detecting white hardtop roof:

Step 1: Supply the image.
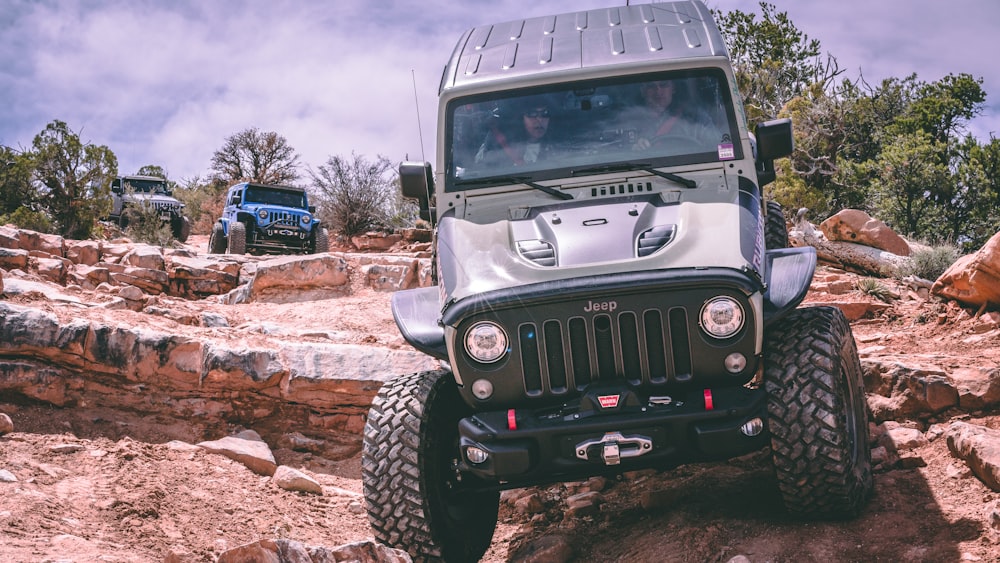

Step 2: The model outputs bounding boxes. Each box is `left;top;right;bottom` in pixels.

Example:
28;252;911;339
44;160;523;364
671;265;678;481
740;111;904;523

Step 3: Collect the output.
442;1;726;92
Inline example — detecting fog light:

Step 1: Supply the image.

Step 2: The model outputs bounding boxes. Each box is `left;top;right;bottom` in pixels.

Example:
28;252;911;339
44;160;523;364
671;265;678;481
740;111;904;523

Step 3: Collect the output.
466;446;489;464
471;379;493;400
724;352;747;373
741;417;764;437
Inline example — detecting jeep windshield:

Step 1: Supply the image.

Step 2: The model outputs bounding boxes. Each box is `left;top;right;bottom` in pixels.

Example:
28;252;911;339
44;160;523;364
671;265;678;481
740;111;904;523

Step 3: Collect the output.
123;178;168;194
445;68;742;192
244;185;307;208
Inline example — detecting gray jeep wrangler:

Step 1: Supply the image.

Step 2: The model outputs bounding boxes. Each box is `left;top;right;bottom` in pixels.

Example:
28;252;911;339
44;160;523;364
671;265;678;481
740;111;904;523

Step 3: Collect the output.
208;181;329;255
109;175;191;243
362;2;872;561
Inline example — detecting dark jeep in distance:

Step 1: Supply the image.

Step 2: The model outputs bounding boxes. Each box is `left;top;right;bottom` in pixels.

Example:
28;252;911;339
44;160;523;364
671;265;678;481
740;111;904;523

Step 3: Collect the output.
208;182;329;255
108;175;191;243
361;2;873;562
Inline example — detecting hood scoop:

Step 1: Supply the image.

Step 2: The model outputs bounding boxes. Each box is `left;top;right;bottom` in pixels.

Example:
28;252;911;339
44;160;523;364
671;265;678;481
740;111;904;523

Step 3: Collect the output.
517;239;557;266
510;194;681;267
637;225;676;257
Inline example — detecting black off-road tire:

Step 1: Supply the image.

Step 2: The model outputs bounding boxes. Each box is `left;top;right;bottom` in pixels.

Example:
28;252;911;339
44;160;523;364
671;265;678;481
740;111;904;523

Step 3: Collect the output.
313;227;330;254
765;200;788;250
227;222;246;255
208;223;227;254
764;306;873;518
362;370;499;562
173;216;192;243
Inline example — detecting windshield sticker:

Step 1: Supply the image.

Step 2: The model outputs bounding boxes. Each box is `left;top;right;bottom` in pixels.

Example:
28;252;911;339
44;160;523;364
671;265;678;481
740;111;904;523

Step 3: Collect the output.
718;143;735;160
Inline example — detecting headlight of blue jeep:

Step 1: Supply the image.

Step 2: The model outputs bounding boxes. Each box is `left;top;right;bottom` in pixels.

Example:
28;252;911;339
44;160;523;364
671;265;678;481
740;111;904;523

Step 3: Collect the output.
464;321;508;363
700;297;744;339
301;214;312;224
258;209;267;219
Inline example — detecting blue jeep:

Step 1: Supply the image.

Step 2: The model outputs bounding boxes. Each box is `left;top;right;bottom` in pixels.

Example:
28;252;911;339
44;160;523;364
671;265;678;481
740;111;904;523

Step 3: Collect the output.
208;182;329;255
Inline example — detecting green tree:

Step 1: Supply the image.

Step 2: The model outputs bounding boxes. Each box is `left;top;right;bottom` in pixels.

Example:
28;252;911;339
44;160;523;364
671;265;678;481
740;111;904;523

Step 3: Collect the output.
891;73;985;146
309;153;398;238
869;132;948;239
714;2;836;122
135;164;167;178
0;145;38;214
949;135;1000;248
210;127;300;185
30;120;117;239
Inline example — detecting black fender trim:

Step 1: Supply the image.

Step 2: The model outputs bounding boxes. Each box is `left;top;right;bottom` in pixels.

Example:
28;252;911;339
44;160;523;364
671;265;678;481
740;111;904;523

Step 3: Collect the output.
762;246;816;326
391;286;448;360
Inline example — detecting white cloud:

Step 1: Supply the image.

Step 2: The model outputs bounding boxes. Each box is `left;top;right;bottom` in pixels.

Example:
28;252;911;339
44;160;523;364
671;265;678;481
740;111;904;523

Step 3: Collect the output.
3;0;999;183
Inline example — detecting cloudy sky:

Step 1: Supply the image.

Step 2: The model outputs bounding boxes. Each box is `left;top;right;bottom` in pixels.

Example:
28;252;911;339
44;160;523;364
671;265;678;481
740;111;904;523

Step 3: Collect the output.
2;0;998;183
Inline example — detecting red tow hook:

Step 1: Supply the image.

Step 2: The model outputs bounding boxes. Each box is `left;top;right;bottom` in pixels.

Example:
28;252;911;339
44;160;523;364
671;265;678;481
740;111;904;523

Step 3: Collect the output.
703;389;714;411
507;409;518;430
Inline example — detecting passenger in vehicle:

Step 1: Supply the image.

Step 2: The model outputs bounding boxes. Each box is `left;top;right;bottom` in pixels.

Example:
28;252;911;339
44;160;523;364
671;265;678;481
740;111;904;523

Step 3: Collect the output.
475;97;558;168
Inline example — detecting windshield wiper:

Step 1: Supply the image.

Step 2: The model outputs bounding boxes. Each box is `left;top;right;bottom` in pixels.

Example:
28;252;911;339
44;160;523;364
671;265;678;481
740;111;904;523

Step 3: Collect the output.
455;176;573;200
571;163;696;189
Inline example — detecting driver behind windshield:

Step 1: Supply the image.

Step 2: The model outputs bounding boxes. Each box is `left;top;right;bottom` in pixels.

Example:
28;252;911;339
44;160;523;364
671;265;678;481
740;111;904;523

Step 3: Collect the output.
617;79;721;153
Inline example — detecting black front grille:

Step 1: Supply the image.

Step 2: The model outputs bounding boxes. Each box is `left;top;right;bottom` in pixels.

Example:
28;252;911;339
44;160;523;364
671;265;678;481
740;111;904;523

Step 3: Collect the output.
518;307;693;395
268;211;300;227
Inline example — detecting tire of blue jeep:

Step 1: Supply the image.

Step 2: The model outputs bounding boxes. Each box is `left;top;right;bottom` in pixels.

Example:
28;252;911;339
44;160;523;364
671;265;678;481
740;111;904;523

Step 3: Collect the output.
313;227;329;253
362;370;499;562
227;222;246;255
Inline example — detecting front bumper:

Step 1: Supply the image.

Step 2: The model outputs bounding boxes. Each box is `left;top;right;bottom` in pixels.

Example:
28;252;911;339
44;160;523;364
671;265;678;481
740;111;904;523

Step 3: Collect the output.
457;386;768;485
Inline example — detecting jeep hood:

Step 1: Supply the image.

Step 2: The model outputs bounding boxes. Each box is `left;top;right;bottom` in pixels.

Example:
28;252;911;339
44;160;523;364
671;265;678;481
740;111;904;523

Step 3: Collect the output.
436;186;764;305
127;193;183;207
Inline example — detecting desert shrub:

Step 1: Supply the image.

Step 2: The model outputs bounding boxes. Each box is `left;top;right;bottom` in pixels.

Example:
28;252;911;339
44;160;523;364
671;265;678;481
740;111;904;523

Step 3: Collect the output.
899;244;961;281
0;207;54;233
856;277;894;302
173;177;227;235
123;201;174;246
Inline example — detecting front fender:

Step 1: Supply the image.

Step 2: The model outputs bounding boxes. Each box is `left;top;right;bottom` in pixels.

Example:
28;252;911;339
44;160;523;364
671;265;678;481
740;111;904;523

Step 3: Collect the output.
391;286;447;360
762;246;816;326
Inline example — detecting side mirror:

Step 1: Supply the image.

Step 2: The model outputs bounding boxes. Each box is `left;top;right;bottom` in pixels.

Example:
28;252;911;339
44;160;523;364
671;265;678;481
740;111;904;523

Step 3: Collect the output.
399;161;435;224
755;118;794;161
754;118;794;186
111;179;122;194
308;205;316;213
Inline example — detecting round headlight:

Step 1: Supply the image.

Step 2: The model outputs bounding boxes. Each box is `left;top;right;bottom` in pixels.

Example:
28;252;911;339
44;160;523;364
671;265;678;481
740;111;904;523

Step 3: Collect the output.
257;209;267;219
464;322;508;363
301;214;312;224
700;297;745;339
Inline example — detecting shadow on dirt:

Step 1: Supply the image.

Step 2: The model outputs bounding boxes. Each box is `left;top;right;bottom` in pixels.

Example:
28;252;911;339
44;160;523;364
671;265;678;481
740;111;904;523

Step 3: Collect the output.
533;448;976;562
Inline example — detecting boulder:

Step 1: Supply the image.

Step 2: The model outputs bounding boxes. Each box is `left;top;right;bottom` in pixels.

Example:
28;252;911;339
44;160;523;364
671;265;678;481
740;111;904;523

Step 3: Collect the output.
197;429;278;476
218;539;411;563
0;247;30;270
932;231;1000;309
820;209;911;256
35;257;69;285
0;225;19;248
362;262;417;291
272;465;323;495
351;232;403;251
946;421;1000;492
122;244;165;270
66;240;101;266
245;254;351;303
17;229;65;257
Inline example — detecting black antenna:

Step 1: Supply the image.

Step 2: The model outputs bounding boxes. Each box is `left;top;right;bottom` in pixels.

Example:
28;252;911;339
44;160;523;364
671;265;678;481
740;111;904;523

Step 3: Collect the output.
411;69;427;163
